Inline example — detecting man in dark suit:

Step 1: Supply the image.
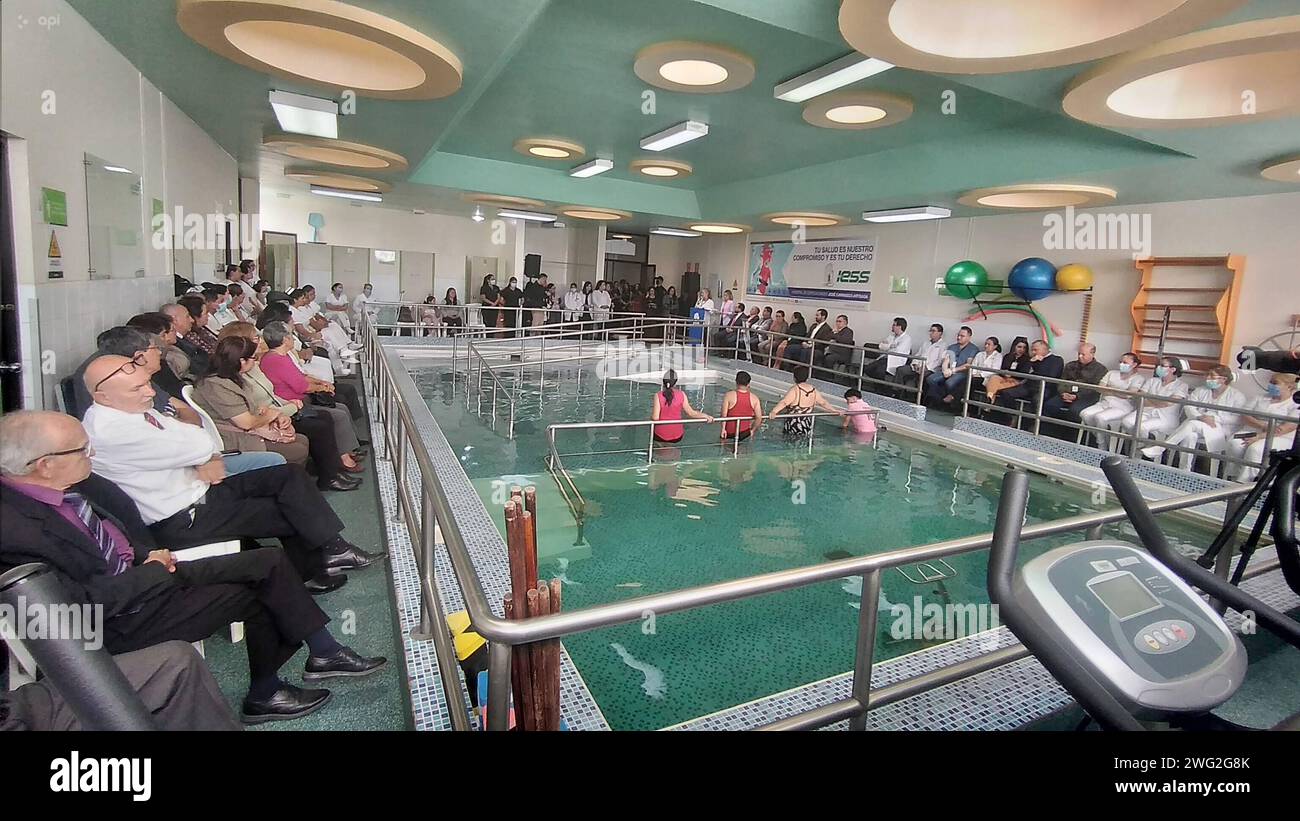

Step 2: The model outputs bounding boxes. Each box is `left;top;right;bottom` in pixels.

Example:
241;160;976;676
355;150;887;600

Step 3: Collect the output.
787;308;833;366
819;314;856;375
0;410;387;723
1041;342;1109;440
993;339;1065;427
161;302;210;376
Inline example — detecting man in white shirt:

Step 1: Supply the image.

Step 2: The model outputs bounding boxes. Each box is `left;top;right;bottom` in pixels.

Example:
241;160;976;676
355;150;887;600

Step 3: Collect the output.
865;317;914;384
81;355;384;585
891;323;945;397
352;283;376;328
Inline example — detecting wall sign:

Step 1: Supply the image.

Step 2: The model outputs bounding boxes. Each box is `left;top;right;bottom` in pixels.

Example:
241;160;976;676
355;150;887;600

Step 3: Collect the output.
41;187;68;226
747;237;875;303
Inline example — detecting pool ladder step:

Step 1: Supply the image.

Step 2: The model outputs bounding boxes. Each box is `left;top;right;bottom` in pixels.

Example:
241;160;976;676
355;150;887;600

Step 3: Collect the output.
897;559;958;584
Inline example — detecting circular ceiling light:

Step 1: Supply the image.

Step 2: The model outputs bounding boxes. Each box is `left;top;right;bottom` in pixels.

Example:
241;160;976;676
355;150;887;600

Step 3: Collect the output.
957;183;1117;209
634;41;756;93
630;158;694;179
559;207;631;221
803;90;912;130
688;223;751;234
839;0;1246;74
1063;16;1300;128
283;168;392;192
1260;154;1300;183
763;212;847;227
513;137;585;160
176;0;463;99
463;193;547;208
263;134;408;171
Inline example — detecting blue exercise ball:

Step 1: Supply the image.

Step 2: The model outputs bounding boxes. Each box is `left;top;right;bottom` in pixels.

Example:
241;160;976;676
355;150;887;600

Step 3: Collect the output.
1008;257;1057;301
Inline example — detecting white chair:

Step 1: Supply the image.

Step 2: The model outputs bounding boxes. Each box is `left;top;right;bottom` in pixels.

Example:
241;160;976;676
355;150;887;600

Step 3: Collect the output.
181;384;224;451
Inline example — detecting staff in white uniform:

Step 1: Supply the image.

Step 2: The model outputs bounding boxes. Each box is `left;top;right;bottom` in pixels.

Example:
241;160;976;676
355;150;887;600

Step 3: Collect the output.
1224;373;1298;481
351;283;376;329
1142;364;1245;467
1079;352;1146;450
562;282;585;322
1119;356;1189;447
323;283;353;332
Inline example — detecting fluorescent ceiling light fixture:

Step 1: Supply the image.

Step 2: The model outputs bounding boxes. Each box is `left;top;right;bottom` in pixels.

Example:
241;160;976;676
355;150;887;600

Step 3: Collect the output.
774;53;894;103
862;205;951;223
570;158;614;178
640;120;708;151
651;227;702;237
311;185;381;202
103;165;134;174
269;90;339;139
497;209;557;223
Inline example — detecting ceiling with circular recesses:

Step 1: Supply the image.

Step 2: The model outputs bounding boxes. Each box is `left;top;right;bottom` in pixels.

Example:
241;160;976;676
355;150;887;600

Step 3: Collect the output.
176;0;463;99
1260;154;1300;183
838;0;1248;74
633;40;756;93
283;168;393;192
463;193;548;208
802;90;913;130
513;137;585;160
630;158;694;179
763;212;847;227
560;207;631;221
1063;16;1300;128
262;134;407;171
957;183;1118;209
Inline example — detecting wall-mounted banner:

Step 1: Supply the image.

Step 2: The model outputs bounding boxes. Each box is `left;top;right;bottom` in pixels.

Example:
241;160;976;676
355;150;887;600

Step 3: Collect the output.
747;237;875;303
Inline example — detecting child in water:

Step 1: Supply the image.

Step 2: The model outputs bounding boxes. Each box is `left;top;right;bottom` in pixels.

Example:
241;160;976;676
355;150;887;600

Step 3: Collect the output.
842;388;878;438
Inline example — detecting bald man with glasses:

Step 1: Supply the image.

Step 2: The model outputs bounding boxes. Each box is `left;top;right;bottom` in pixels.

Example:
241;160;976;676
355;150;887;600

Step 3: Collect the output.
0;410;386;723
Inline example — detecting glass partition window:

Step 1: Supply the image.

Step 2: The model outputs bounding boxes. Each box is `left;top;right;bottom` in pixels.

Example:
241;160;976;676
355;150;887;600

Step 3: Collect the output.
84;153;144;279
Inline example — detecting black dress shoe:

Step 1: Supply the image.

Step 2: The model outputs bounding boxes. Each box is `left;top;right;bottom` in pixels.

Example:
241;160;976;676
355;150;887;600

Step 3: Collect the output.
240;684;332;724
322;541;387;574
305;572;347;594
351;447;368;459
303;646;388;681
318;476;361;492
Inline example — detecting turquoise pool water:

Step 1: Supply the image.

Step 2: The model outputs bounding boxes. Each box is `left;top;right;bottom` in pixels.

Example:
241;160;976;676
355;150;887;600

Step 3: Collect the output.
415;366;1220;730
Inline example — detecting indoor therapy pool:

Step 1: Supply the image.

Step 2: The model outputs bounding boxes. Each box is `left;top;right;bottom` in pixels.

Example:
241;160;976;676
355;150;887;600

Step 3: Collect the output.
414;362;1223;730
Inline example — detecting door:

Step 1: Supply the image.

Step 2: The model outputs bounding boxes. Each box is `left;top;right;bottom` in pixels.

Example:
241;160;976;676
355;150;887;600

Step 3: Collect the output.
0;138;21;410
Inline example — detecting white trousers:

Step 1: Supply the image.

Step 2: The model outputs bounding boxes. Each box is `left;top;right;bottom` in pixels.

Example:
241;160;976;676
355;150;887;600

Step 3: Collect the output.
1225;432;1295;482
1079;399;1135;450
1147;419;1232;468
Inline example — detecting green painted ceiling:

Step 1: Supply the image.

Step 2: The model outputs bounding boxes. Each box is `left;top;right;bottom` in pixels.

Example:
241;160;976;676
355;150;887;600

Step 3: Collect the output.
68;0;1300;232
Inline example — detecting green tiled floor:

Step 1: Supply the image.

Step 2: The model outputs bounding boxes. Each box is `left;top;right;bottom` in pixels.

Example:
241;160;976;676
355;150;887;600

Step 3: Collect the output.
201;378;412;730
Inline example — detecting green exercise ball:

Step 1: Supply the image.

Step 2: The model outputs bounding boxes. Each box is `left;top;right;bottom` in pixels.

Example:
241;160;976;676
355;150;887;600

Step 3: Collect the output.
944;260;989;300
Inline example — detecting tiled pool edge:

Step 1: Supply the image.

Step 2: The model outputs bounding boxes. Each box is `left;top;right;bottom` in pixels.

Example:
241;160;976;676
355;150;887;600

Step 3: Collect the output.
367;342;610;731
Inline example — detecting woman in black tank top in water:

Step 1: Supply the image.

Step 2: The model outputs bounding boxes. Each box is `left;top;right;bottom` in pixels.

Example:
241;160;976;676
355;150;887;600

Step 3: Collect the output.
768;366;843;438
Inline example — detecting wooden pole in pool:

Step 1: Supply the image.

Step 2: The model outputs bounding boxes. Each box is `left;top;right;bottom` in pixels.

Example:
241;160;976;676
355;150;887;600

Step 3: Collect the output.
504;500;533;730
525;587;546;732
535;582;554;731
548;578;563;730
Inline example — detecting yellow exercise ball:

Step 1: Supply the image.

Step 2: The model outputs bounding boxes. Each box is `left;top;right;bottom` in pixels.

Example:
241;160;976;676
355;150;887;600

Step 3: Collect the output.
1055;263;1094;291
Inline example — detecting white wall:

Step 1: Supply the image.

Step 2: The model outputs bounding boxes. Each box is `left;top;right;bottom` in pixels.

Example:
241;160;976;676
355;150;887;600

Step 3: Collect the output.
2;0;239;408
648;235;690;286
259;187;523;300
682;192;1300;395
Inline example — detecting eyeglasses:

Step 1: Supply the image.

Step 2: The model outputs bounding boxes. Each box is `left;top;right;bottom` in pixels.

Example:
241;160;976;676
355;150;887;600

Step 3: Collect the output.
91;352;147;392
26;442;93;465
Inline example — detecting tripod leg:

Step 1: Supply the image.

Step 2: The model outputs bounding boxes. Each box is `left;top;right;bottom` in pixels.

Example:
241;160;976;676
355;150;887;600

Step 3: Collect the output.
1198;459;1281;569
1229;492;1277;586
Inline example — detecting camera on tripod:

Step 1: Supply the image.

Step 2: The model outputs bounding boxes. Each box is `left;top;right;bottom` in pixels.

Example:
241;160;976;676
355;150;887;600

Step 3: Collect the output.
1237;346;1300;404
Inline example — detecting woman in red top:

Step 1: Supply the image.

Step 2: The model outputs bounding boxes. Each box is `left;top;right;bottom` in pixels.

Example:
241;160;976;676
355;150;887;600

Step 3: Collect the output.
721;371;764;441
651;370;712;444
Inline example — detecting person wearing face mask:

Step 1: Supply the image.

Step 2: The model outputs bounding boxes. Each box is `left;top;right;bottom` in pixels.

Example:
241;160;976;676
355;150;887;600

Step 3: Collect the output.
1223;373;1298;482
1078;352;1146;450
501;276;522;333
1119;356;1189;447
563;281;585;322
1141;364;1245;466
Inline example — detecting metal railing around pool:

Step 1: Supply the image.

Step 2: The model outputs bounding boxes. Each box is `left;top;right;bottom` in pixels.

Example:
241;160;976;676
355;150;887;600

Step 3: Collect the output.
358;311;1282;732
544;409;880;530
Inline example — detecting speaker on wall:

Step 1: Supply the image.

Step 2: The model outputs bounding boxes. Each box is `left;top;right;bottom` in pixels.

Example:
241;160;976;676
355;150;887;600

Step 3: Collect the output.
524;253;541;279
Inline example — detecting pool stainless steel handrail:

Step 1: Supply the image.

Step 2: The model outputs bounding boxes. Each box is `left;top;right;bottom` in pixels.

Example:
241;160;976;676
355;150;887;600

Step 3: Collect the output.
362;320;1266;731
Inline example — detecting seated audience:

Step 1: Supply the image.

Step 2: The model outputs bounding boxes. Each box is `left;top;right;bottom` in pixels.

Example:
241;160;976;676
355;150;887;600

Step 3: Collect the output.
0;411;386;723
720;371;763;441
773;311;806;368
820;315;855;373
925;326;979;406
968;337;1004;397
227;283;252;323
175;294;219;359
983;336;1030;403
747;307;774;361
1078;352;1146;450
1040;342;1108;440
1142;364;1246;467
992;339;1065;425
864;317;913;385
70;327;195;423
756;309;788;365
786;309;832;367
714;303;750;354
893;323;946;397
322;283;352;332
79;356;383;584
161;300;211;376
442;287;464;335
1225;373;1298;481
128;311;191;383
1118;356;1189;446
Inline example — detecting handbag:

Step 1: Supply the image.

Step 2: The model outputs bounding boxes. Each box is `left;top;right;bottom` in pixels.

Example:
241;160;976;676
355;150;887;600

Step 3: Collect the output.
310;391;337;408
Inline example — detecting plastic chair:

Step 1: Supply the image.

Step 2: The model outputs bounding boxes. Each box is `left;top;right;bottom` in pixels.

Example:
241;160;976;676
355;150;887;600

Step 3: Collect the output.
181;385;224;451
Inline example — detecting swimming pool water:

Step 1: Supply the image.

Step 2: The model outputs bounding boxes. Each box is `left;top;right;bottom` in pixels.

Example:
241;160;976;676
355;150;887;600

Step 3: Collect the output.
415;365;1220;730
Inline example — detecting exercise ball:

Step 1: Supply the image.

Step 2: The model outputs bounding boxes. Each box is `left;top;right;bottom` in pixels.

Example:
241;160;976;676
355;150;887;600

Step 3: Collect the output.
1008;257;1057;301
944;260;989;300
1055;262;1094;291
